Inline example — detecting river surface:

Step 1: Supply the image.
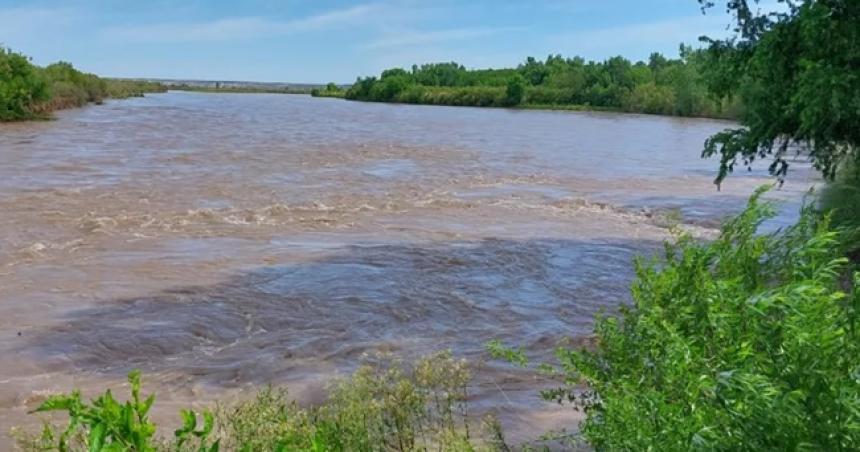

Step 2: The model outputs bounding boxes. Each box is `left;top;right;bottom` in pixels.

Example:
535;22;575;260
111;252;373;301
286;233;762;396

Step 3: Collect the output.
0;92;816;445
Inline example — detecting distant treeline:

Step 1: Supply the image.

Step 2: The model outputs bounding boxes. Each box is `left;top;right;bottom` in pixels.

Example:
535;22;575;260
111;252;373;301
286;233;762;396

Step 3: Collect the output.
332;46;739;118
0;48;166;121
310;83;347;98
168;82;314;95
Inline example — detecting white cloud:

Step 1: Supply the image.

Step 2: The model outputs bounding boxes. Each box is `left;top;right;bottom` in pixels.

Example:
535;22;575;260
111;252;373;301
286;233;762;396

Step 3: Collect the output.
100;3;383;43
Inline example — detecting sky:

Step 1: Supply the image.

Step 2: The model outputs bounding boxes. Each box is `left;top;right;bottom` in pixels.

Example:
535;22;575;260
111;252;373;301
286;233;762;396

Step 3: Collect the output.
0;0;748;83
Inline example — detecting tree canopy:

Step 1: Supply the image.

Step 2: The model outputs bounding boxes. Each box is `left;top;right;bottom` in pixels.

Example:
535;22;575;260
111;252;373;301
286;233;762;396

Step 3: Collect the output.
699;0;860;185
344;50;736;117
0;47;165;121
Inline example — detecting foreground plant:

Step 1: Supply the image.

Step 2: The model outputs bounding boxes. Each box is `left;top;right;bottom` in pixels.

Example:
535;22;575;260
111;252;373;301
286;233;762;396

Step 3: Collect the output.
17;370;217;451
493;187;860;450
18;352;506;451
217;351;502;451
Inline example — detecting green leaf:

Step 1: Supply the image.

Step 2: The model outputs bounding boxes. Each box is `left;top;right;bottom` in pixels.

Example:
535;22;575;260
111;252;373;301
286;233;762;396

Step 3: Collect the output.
88;422;106;452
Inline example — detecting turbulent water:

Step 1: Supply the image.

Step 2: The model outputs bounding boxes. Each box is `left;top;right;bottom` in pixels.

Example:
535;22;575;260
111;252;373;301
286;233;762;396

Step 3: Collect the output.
0;92;816;444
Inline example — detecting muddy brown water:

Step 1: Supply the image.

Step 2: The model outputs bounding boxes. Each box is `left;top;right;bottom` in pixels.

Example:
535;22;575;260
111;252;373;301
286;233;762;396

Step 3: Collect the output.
0;92;816;446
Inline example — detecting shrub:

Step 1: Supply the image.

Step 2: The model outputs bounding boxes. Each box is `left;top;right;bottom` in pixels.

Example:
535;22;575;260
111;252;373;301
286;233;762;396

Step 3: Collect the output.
818;161;860;256
1;49;166;121
216;351;500;451
502;75;525;107
524;86;573;106
0;47;49;120
16;370;218;451
621;82;676;115
538;187;860;450
18;352;507;451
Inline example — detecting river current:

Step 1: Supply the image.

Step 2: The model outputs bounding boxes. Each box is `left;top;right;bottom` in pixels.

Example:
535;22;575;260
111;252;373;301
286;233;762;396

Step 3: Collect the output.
0;92;816;445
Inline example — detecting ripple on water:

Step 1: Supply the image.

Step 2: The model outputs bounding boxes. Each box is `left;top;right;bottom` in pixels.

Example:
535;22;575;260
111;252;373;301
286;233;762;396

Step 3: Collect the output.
0;92;819;445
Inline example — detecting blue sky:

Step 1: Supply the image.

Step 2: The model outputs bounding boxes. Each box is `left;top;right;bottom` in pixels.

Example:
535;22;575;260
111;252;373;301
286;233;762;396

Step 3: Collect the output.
0;0;747;83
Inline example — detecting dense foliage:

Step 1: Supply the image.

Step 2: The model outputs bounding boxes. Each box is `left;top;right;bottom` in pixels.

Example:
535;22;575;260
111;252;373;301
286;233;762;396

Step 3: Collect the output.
18;352;511;451
0;48;49;120
525;189;860;450
343;49;737;117
18;370;218;452
698;0;860;184
819;160;860;255
310;82;346;98
0;47;165;121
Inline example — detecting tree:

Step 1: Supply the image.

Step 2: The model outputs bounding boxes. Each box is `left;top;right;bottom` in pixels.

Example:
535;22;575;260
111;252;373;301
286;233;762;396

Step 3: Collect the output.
518;56;550;85
698;0;860;186
503;75;526;106
0;47;49;120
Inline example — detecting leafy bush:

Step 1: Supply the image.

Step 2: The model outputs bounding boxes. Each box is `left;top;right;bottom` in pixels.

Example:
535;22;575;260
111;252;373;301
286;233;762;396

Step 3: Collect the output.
219;351;504;451
501;75;526;107
0;48;166;121
818;161;860;256
18;352;507;451
621;82;676;115
17;370;218;451
0;47;50;120
527;188;860;450
311;82;345;98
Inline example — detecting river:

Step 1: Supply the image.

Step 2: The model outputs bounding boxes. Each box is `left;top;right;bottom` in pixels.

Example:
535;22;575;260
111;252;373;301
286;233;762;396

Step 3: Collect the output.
0;92;816;445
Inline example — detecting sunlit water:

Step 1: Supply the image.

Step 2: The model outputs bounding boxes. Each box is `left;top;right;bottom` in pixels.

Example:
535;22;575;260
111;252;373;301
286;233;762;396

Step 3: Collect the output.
0;92;816;445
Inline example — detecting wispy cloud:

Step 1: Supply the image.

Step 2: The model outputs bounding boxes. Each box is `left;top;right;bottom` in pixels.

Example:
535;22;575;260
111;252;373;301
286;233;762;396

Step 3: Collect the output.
101;3;382;43
362;26;525;50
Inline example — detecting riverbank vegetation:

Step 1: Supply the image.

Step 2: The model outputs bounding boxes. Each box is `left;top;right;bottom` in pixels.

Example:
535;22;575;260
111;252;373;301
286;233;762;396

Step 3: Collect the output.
818;160;860;256
9;0;860;449
0;47;165;121
341;46;738;118
311;83;346;98
497;188;860;450
16;352;510;451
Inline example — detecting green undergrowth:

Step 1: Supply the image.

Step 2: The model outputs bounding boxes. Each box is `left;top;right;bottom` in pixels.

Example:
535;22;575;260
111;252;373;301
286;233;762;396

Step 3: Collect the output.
310;83;346;98
818;161;860;258
14;352;511;451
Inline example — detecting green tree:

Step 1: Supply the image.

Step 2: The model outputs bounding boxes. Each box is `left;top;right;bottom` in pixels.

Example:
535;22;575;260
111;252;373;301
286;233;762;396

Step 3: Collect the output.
0;47;49;120
502;75;526;106
342;53;722;116
699;0;860;185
